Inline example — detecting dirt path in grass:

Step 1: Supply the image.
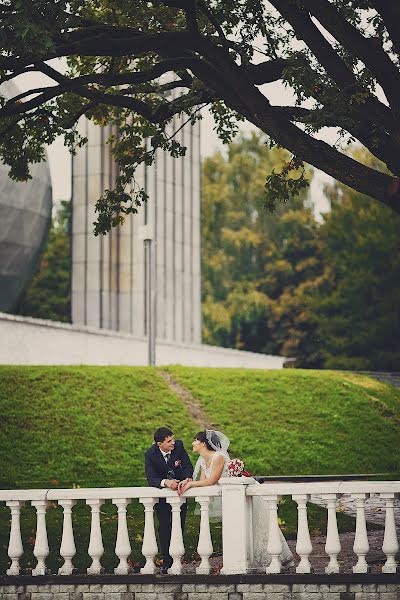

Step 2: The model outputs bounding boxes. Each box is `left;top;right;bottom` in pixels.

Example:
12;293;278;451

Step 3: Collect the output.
158;370;212;429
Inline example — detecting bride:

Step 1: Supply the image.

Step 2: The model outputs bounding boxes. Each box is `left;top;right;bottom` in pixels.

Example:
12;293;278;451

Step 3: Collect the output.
178;429;229;493
178;429;293;569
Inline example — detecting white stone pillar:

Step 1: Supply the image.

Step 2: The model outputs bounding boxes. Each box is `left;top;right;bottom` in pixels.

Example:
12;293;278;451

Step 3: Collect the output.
31;500;50;576
58;499;77;575
140;497;159;574
293;494;312;574
113;497;132;574
322;493;341;574
166;496;186;575
352;493;369;573
265;494;283;574
86;498;105;575
6;500;25;575
196;496;213;574
219;477;254;574
381;493;399;573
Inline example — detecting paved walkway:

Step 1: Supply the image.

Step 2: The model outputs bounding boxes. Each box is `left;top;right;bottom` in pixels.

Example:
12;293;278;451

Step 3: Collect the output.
356;371;400;389
181;530;391;574
310;493;400;526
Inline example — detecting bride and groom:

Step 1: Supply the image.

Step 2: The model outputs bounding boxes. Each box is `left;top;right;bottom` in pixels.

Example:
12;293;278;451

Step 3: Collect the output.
144;426;292;573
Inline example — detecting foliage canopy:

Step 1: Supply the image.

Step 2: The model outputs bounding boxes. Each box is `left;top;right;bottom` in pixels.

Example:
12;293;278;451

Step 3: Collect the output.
1;0;400;232
202;136;400;370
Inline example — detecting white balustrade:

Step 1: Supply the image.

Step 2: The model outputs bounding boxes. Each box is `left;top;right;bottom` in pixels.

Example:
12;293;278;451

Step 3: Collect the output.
293;494;312;573
58;499;77;575
166;496;186;575
31;500;50;576
113;497;132;575
220;477;254;574
352;493;369;573
139;497;158;574
322;493;341;574
265;494;283;574
6;500;25;575
0;481;399;578
195;496;213;574
381;493;399;573
86;498;105;575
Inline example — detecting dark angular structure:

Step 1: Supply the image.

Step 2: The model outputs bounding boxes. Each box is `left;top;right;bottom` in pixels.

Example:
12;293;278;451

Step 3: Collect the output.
0;82;53;312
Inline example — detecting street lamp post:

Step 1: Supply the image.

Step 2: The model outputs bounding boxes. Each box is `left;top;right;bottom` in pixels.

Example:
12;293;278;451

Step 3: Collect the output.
138;224;156;366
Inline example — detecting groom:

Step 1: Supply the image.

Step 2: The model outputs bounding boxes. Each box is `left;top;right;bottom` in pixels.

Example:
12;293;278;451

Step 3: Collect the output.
144;426;193;573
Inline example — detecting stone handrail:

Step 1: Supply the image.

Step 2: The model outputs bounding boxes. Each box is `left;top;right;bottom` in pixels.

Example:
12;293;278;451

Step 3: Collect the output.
0;485;221;577
0;479;399;577
245;480;400;575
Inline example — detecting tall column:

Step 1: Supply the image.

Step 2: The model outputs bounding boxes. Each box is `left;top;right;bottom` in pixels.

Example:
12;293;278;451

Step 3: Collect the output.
219;478;254;574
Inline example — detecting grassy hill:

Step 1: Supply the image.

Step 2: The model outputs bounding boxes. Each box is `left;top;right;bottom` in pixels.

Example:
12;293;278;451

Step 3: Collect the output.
166;367;400;476
0;366;399;573
0;366;196;489
1;366;399;489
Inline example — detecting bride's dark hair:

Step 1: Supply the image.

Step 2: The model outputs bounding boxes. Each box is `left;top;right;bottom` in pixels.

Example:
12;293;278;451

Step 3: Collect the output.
195;430;221;451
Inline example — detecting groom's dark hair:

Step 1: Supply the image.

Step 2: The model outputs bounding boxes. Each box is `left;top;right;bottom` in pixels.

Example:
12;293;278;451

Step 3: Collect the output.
154;426;173;443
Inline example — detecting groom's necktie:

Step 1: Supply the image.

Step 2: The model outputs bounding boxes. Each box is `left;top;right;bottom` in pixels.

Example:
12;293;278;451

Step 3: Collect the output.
164;452;171;463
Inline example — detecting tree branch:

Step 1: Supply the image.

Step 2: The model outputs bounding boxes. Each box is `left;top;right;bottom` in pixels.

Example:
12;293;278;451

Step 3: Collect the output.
275;106;400;174
53;29;199;58
372;0;400;56
190;37;400;212
306;0;400;118
244;58;295;85
269;0;397;139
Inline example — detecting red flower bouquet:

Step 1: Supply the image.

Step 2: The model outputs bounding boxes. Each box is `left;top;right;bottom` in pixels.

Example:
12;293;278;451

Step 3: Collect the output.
227;458;251;477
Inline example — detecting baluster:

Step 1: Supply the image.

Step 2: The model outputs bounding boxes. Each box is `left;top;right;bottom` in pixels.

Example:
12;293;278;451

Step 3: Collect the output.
113;498;132;574
58;499;77;575
196;496;213;574
265;495;283;574
323;493;341;574
6;500;25;575
352;493;369;573
166;497;185;575
140;497;158;574
293;494;312;573
31;500;50;576
381;493;399;573
86;498;105;575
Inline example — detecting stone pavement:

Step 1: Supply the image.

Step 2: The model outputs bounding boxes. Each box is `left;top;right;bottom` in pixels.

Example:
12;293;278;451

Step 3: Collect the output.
181;530;394;574
310;494;400;527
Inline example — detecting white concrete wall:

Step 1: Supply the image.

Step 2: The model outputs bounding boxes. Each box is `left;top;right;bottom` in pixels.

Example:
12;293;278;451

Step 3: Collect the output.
0;313;286;368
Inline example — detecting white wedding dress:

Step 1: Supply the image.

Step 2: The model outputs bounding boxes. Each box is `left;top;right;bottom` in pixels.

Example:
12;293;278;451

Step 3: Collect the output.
196;451;228;521
196;451;293;569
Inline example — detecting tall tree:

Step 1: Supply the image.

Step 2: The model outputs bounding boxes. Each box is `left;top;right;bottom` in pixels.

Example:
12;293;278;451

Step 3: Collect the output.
202;132;321;363
308;149;400;370
15;200;71;322
1;1;400;234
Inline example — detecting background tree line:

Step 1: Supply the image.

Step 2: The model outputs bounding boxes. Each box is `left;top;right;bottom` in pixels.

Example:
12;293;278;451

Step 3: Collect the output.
16;134;400;370
202;134;400;370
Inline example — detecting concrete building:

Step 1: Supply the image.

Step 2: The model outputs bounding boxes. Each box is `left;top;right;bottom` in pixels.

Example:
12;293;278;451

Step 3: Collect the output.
71;115;201;345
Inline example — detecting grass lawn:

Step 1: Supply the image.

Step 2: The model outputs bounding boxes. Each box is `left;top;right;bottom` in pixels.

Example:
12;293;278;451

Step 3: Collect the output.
1;366;398;573
166;367;400;476
0;366;197;489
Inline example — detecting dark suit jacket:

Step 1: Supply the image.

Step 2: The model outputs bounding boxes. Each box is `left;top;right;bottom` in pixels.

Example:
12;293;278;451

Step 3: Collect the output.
144;439;193;488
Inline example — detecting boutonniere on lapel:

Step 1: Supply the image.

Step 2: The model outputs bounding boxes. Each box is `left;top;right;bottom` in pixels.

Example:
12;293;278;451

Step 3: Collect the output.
174;459;182;468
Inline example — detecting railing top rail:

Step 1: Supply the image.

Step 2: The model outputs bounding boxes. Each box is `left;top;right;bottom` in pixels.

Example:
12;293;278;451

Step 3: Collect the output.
0;485;222;502
247;480;400;496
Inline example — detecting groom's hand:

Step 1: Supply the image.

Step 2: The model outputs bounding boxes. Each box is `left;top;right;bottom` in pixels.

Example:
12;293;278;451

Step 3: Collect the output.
165;479;180;490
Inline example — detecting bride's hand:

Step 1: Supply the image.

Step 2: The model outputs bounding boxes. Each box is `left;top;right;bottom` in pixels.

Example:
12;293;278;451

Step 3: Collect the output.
178;479;192;495
177;479;188;495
